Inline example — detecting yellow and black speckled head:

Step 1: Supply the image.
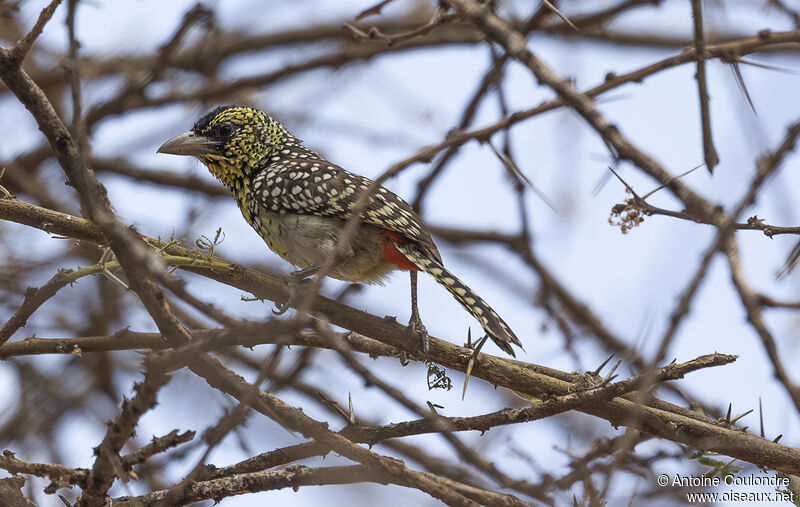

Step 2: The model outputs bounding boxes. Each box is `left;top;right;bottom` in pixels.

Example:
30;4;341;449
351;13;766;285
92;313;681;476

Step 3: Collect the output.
158;105;287;189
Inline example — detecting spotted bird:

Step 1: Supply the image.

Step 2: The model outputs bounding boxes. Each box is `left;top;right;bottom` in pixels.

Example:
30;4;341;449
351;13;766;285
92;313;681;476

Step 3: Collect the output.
158;105;522;356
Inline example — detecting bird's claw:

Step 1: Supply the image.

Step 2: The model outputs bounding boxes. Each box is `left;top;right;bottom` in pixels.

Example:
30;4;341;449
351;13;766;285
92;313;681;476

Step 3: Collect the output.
273;271;312;315
272;300;290;315
408;313;429;360
399;351;410;366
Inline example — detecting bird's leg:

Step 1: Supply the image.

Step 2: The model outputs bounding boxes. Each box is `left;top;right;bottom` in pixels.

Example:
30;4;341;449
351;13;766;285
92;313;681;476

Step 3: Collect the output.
273;264;322;315
408;270;429;358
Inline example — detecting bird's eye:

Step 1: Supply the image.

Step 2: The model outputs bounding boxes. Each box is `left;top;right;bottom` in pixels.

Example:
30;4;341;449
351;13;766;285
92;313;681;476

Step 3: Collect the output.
217;124;232;137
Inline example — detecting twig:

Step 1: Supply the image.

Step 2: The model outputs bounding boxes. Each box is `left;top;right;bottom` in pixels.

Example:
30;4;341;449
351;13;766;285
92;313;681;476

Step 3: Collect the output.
81;362;171;506
690;0;720;173
7;0;62;64
111;464;526;507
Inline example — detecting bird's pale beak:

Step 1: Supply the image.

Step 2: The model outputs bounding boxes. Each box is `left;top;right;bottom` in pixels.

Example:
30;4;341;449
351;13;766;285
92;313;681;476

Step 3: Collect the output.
157;131;219;156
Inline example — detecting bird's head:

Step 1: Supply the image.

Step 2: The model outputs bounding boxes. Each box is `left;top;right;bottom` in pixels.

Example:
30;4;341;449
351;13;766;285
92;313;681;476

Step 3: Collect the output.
158;105;286;188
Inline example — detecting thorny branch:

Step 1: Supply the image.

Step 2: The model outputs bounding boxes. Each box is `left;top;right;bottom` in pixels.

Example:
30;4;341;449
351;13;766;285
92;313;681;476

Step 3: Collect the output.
1;1;800;506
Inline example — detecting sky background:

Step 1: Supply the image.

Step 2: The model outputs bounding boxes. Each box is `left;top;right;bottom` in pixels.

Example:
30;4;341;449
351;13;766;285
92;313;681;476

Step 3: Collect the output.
2;0;800;505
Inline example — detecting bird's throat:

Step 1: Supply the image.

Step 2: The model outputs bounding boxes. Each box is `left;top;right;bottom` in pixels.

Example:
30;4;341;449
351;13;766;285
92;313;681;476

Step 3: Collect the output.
199;154;250;191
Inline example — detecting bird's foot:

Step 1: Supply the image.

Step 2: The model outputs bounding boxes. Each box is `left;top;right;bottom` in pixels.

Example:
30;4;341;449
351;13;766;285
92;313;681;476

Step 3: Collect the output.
273;270;314;315
398;351;410;367
408;312;429;360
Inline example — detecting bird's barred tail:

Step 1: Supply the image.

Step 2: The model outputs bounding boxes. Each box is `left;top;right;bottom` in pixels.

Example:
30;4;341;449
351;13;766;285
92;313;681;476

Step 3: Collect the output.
396;243;522;356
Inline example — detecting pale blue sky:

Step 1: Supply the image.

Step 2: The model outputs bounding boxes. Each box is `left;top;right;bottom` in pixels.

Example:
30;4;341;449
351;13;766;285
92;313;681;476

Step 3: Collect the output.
2;1;800;505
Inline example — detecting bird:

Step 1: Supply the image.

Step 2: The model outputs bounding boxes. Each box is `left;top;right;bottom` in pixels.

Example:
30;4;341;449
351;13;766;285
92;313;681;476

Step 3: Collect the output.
158;105;522;357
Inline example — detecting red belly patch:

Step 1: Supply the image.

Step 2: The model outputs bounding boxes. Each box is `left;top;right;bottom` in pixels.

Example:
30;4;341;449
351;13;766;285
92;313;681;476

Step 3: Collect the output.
379;230;420;271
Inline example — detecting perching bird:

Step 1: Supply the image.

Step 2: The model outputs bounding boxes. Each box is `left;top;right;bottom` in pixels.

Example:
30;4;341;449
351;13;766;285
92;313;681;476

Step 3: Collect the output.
158;105;522;356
